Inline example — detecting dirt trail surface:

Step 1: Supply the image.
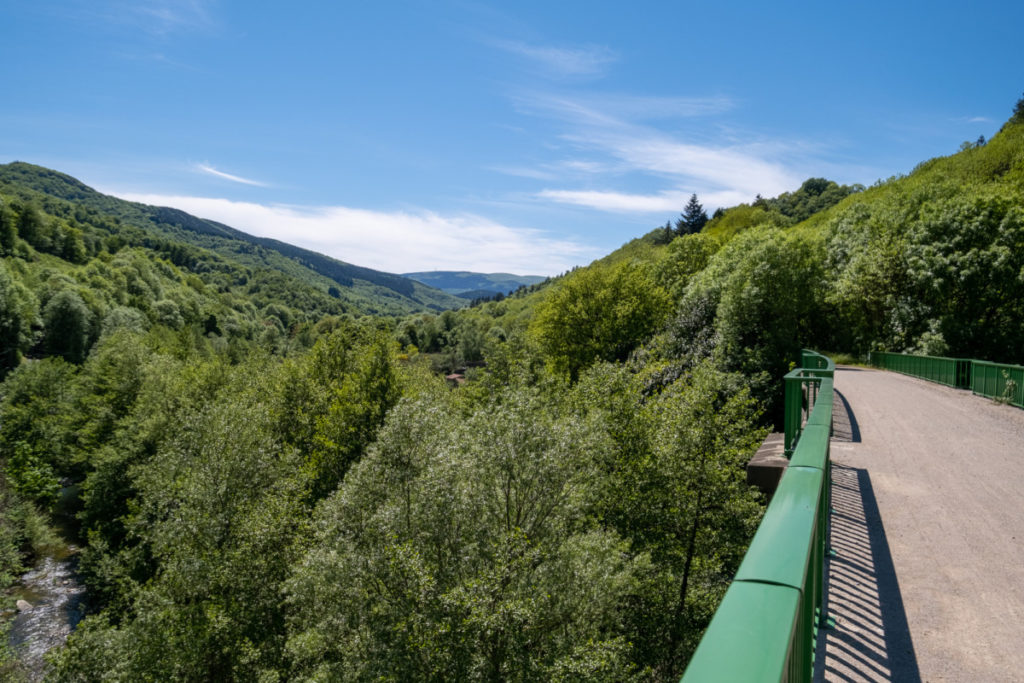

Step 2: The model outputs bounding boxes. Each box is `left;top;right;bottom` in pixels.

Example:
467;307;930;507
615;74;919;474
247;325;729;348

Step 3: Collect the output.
816;366;1024;682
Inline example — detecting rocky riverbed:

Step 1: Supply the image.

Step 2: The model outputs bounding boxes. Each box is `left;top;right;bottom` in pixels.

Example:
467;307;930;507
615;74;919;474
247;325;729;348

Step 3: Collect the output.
7;549;86;681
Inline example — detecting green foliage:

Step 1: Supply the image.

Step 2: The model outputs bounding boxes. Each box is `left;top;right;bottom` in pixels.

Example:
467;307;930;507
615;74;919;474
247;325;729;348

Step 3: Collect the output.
286;390;630;680
822;119;1024;360
0;262;38;377
571;361;765;676
43;319;425;680
0;470;61;683
41;289;94;363
15;203;45;248
305;331;403;500
665;228;827;420
656;232;722;301
0;184;377;367
0;358;77;506
35;299;766;682
531;261;672;380
824;200;911;352
712;230;826;383
0;479;29;588
903;192;1024;359
284;364;764;681
54;371;310;681
1009;92;1024;126
100;306;149;337
0;200;16;254
74;352;234;615
765;177;863;224
702;202;783;239
702;178;861;240
996;369;1018;405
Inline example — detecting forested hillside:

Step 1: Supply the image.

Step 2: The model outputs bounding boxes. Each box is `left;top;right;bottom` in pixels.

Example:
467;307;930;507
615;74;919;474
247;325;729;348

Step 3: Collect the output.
410;111;1024;411
401;271;547;297
0;163;464;317
2;103;1024;681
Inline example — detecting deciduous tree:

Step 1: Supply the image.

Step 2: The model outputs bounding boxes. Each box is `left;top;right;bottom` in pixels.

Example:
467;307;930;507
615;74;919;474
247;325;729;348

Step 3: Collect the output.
41;289;93;363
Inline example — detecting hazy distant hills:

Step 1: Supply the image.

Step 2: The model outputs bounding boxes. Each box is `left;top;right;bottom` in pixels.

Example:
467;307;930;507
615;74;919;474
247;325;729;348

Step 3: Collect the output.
0;162;465;315
402;271;546;298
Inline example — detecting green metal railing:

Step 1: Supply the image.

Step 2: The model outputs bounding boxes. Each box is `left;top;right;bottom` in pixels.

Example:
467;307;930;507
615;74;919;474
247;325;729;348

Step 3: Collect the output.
868;351;972;389
783;351;836;455
871;352;1024;408
971;360;1024;407
783;370;821;455
682;350;833;683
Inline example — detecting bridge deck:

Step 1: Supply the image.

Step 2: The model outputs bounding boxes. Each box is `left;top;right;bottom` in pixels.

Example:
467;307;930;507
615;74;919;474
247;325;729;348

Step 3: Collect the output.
815;366;1024;682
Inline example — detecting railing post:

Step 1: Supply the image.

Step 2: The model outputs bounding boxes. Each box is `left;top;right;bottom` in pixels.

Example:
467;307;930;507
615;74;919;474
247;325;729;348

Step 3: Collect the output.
784;373;800;455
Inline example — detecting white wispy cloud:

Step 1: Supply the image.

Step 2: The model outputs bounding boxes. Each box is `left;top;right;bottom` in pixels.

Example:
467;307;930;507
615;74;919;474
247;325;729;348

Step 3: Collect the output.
966;116;992;123
513;90;806;213
563;130;802;198
494;38;793;213
110;193;598;274
592;94;734;120
513;91;734;123
538;188;751;214
77;0;216;36
488;158;622;182
535;137;801;213
195;163;270;187
486;165;561;181
511;92;624;127
127;0;214;34
494;40;617;79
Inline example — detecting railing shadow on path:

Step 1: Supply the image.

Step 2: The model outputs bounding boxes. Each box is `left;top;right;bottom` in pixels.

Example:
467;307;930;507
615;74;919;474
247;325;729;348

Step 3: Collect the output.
816;371;918;681
832;388;861;443
813;453;921;680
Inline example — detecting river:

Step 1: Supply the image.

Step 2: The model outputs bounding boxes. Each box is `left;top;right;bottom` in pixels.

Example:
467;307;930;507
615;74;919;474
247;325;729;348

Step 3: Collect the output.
8;552;85;680
5;486;86;681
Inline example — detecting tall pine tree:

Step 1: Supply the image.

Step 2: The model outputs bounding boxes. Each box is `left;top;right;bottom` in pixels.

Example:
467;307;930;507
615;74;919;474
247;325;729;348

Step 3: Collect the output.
675;194;709;235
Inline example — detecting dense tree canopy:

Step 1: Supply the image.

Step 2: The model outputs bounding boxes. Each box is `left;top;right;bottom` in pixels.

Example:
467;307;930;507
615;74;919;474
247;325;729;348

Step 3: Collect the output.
530;261;672;380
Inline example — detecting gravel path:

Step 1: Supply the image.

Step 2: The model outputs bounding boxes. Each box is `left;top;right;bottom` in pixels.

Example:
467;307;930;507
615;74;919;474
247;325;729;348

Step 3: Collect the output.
816;366;1024;682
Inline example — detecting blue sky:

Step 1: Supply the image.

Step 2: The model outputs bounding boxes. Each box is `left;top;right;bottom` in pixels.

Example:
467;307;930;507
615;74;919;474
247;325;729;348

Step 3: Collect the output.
2;1;1020;275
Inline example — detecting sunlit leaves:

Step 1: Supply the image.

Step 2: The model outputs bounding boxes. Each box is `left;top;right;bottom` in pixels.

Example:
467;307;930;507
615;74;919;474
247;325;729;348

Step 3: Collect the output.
531;261;671;381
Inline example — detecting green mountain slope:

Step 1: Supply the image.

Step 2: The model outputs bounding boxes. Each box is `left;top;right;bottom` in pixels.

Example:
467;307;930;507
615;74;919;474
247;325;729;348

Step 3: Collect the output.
0;162;464;315
402;270;546;296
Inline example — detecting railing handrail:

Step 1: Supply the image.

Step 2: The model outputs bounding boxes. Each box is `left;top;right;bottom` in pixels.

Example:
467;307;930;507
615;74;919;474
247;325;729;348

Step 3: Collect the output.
867;351;972;390
871;351;1023;409
970;359;1024;370
682;350;833;682
800;349;836;373
870;350;972;363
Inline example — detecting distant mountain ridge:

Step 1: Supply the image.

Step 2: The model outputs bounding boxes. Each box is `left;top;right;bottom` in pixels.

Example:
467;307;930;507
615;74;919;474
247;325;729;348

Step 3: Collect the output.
402;270;546;296
0;162;464;314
